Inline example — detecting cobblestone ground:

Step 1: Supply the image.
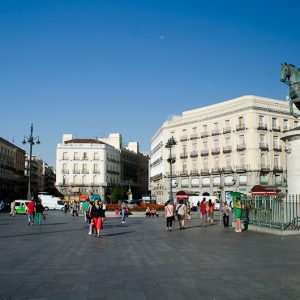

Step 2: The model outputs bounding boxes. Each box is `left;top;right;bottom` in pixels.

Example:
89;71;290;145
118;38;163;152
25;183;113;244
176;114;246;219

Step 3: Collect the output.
0;211;300;300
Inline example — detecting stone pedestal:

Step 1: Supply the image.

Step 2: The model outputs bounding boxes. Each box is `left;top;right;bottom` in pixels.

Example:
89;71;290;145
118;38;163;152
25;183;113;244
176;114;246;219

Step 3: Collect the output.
281;127;300;195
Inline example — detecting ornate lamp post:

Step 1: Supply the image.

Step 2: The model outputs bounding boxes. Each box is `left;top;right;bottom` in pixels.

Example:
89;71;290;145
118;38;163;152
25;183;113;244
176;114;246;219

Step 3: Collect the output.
165;136;176;202
22;124;40;200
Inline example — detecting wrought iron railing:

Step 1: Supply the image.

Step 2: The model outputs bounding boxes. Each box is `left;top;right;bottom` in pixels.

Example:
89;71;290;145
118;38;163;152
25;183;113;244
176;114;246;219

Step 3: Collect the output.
232;195;300;231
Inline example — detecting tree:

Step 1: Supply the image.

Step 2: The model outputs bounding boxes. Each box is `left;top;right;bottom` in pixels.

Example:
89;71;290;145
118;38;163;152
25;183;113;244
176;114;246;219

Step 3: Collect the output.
110;185;126;203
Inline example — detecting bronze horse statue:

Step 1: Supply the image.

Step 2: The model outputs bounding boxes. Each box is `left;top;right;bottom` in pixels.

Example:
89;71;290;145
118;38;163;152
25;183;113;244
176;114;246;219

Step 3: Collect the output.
281;63;300;118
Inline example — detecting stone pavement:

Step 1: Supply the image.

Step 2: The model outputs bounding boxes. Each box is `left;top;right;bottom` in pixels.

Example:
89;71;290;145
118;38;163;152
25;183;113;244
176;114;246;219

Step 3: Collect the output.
0;211;300;300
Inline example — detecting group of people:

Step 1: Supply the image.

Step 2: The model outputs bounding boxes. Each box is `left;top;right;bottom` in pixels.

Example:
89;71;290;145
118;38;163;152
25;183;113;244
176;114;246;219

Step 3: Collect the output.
18;199;45;226
164;197;249;232
145;207;158;218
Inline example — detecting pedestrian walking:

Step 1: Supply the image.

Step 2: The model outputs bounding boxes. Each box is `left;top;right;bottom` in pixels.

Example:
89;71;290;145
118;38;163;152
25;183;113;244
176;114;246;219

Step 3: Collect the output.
27;199;35;225
186;201;192;220
64;201;69;214
165;200;174;231
82;200;89;222
102;202;107;220
35;200;44;226
121;202;127;224
220;201;230;227
242;202;250;231
87;201;94;235
200;199;207;227
234;198;242;233
90;199;104;238
207;200;214;223
72;201;79;218
10;200;16;217
176;200;187;230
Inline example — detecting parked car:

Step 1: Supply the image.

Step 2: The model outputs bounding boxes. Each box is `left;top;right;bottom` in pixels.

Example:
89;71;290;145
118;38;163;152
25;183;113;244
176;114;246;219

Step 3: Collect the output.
15;200;30;214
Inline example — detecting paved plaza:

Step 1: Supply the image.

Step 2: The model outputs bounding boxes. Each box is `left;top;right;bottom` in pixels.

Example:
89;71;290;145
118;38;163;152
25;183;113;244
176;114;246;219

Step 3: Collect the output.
0;211;300;300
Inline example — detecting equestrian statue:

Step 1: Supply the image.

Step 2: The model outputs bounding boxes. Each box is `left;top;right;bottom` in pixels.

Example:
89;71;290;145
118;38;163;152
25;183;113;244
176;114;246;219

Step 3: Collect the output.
281;63;300;118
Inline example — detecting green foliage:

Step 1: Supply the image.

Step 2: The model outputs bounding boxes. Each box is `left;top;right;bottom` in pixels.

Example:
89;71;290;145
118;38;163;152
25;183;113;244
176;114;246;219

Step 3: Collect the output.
110;185;127;203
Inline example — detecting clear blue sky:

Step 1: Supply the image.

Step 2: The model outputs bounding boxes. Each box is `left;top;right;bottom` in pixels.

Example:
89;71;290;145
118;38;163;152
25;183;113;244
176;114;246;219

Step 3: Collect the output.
1;0;300;166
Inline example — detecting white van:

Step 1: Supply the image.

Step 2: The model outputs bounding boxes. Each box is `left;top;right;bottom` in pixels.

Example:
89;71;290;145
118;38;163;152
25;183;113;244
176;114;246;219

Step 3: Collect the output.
189;195;220;211
38;194;64;211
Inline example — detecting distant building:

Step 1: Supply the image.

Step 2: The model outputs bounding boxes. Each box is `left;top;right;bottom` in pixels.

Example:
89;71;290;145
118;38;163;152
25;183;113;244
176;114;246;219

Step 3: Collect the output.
25;155;44;196
0;137;26;200
42;162;56;194
56;133;149;200
150;95;297;203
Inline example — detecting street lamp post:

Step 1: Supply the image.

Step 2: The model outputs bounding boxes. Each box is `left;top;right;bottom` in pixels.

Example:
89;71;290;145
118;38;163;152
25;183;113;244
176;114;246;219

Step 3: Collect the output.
22;124;40;200
219;168;225;226
165;136;176;202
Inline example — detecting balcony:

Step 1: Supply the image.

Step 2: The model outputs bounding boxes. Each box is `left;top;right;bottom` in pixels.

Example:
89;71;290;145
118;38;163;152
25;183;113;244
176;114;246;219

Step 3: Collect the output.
165;172;176;178
93;170;100;174
82;157;89;161
258;123;268;130
190;133;198;140
273;144;282;152
259;143;269;151
260;164;271;172
236;124;245;131
223;146;232;153
237;144;246;151
211;147;220;155
201;149;209;156
211;167;221;174
272;125;281;132
73;157;80;161
223;127;231;134
283;127;290;133
201;131;209;138
73;170;80;174
223;166;233;173
190;170;199;176
201;168;210;175
82;170;89;174
179;170;189;177
62;170;69;174
180;135;188;142
236;165;248;173
202;182;211;187
180;153;188;159
275;180;283;186
211;129;220;136
190;151;198;158
62;156;69;161
273;165;283;173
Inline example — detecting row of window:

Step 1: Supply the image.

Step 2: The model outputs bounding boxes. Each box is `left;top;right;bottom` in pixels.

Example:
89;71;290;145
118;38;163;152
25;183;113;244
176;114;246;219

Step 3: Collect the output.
61;152;119;162
174;116;298;137
61;175;120;186
172;134;282;154
62;163;119;174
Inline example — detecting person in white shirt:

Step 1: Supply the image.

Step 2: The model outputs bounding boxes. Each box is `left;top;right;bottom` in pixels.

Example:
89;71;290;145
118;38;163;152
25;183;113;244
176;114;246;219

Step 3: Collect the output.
176;200;187;230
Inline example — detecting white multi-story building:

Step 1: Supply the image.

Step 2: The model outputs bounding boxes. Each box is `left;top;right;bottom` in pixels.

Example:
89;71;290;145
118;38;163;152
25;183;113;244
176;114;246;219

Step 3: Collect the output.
150;95;298;204
56;134;120;200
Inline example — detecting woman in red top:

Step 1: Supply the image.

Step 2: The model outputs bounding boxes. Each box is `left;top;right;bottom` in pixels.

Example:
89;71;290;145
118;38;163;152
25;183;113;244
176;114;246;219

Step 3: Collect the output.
200;199;207;227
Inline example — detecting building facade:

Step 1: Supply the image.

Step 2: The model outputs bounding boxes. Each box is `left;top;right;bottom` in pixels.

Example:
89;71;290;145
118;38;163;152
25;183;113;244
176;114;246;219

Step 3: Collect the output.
56;133;149;201
150;95;297;204
0;137;26;200
25;155;44;196
56;134;121;200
